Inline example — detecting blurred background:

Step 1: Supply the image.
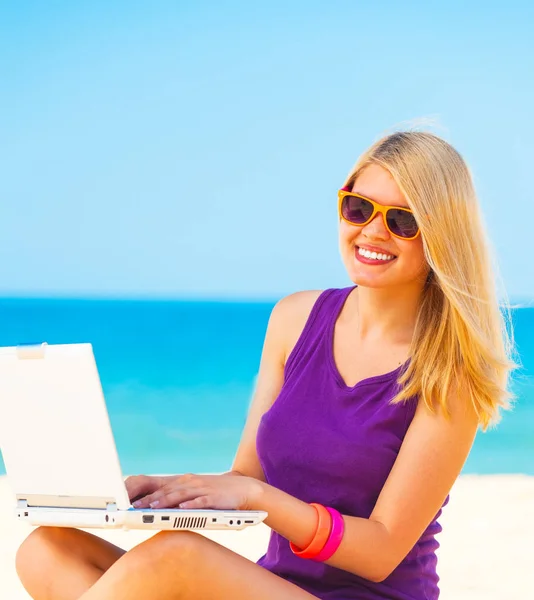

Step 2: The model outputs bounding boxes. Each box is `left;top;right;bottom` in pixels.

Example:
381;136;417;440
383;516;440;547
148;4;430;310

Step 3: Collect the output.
0;0;532;476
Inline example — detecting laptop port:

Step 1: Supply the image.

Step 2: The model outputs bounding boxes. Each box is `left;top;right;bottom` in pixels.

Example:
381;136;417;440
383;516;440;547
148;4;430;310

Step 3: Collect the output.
245;520;253;524
161;516;170;521
142;515;155;524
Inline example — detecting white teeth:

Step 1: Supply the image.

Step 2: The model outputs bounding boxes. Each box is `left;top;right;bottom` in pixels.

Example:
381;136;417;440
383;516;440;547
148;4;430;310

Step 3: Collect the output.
358;247;394;261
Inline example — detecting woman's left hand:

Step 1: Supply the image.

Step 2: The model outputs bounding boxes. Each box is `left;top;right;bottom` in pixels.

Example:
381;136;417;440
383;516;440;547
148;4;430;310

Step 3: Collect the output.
131;472;264;511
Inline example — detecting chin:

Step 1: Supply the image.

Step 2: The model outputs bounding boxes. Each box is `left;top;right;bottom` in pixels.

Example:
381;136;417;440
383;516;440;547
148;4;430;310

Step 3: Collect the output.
343;260;397;289
348;274;395;289
345;264;430;291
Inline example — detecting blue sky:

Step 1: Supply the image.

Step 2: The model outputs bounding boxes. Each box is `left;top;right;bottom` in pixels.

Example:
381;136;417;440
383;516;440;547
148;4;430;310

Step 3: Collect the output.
1;1;533;301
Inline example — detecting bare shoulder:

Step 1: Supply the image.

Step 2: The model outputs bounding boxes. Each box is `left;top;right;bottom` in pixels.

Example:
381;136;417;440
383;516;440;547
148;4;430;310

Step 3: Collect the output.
271;290;324;363
273;289;323;316
230;289;324;480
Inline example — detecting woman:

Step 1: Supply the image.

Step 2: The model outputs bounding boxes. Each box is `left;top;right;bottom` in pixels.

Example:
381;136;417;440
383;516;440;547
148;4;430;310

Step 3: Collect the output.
15;131;516;599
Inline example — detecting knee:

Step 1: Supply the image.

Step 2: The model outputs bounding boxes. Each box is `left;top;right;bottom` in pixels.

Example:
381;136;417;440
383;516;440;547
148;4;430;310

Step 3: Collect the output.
16;526;77;580
134;530;205;566
16;527;57;572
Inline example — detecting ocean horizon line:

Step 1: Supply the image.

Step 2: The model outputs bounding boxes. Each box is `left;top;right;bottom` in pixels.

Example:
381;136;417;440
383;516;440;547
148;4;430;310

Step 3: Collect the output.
0;291;533;306
0;293;282;304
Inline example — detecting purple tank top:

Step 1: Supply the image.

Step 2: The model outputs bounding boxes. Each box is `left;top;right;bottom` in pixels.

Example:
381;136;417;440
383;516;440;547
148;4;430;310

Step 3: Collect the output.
256;286;446;600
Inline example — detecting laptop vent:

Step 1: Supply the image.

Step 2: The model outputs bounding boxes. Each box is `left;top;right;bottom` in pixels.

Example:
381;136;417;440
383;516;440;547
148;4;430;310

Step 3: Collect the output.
172;516;208;530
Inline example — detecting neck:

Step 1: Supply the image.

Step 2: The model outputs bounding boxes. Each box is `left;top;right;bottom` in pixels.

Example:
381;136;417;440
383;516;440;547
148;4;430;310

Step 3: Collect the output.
347;282;425;345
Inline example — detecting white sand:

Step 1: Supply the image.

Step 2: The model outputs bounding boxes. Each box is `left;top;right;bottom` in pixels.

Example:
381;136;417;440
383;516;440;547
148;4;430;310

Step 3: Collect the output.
1;474;532;599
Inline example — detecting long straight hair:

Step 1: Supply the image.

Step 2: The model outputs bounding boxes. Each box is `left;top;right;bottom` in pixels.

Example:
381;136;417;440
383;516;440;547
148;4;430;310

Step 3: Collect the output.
344;131;518;430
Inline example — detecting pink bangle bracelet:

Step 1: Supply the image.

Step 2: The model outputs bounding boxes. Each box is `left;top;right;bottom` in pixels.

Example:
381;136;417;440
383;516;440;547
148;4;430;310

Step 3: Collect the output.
311;507;345;562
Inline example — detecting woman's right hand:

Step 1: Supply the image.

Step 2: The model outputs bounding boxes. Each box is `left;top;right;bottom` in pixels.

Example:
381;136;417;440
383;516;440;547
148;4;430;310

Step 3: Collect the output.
125;475;175;505
125;471;244;505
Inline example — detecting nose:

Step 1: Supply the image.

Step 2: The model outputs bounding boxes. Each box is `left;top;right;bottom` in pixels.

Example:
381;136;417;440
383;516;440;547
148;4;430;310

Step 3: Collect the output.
361;212;391;240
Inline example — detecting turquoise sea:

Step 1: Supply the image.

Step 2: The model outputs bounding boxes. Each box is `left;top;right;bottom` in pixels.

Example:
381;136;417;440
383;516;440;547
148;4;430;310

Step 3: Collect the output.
0;298;533;476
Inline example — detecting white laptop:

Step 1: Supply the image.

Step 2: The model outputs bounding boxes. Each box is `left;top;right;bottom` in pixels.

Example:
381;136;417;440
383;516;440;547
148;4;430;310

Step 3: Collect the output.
0;342;266;531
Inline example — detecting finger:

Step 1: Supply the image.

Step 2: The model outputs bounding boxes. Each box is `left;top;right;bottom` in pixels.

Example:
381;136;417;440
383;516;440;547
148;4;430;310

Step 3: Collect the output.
179;494;239;510
179;495;213;509
132;476;203;508
132;480;174;508
127;476;167;505
146;487;210;509
125;475;151;501
128;477;162;503
132;492;154;508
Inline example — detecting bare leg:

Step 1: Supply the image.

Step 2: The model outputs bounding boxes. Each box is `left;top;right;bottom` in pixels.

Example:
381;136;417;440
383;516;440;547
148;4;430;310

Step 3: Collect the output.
79;530;318;600
16;526;126;600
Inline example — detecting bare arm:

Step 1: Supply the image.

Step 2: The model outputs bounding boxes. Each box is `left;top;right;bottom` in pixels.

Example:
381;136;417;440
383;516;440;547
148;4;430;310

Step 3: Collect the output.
248;380;479;582
230;291;322;481
128;292;320;504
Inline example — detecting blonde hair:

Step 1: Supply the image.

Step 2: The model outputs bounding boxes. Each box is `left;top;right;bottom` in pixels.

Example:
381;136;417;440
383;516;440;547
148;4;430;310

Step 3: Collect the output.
344;131;518;430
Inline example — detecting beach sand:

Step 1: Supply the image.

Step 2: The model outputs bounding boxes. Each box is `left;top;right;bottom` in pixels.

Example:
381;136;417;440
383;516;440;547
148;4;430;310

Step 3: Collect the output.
1;474;532;599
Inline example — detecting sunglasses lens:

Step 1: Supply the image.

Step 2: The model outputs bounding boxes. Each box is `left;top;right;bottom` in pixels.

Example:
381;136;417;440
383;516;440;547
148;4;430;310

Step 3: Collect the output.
387;209;419;239
341;195;374;224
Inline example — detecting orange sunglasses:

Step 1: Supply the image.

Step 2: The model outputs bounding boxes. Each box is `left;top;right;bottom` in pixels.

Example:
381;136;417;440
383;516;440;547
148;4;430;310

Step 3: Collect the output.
338;189;420;240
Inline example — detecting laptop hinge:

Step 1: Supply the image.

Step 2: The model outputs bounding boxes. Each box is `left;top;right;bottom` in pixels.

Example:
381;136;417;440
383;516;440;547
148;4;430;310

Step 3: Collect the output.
17;494;119;510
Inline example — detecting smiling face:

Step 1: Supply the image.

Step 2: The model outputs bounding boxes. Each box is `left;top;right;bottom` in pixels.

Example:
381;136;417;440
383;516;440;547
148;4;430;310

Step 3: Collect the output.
339;163;430;289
